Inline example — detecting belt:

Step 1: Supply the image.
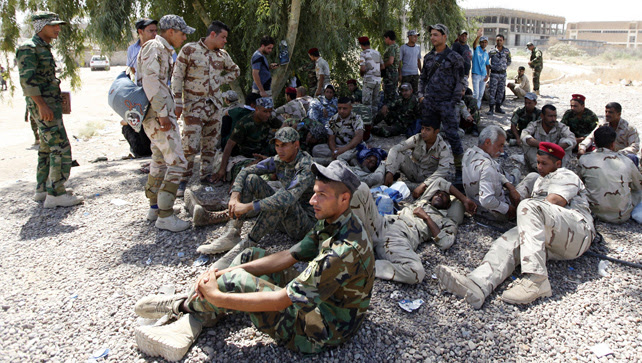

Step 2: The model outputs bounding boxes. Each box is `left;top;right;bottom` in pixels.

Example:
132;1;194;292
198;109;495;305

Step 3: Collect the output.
491;70;506;74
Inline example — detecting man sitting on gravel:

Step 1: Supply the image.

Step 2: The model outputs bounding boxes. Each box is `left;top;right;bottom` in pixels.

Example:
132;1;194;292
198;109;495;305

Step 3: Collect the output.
561;94;598;146
507;92;540;146
196;127;316;271
312;97;364;165
521;104;576;171
384;117;454;198
133;161;374;361
437;142;595;308
578;126;642;224
463;125;539;221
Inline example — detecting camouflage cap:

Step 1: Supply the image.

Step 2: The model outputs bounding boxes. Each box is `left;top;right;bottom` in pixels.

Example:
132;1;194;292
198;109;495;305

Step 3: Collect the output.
158;14;195;34
312;160;360;193
256;97;274;109
309;125;327;142
271;127;299;144
223;90;238;102
407;30;419;36
526;41;534;47
524;92;537;101
135;18;158;30
428;24;448;36
31;11;67;24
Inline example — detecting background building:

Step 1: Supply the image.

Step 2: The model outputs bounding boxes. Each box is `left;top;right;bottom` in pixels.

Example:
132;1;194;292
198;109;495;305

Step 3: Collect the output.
566;21;642;48
464;8;565;48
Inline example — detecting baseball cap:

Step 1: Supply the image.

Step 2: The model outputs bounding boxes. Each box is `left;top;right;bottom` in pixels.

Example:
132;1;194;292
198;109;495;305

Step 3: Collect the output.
480;36;489;42
526;41;534;46
428;24;448;35
399;83;412;91
31;11;67;25
524;92;537;101
407;30;419;36
135;18;158;30
158;14;195;34
255;97;274;109
271;127;299;144
459;30;468;35
311;161;360;193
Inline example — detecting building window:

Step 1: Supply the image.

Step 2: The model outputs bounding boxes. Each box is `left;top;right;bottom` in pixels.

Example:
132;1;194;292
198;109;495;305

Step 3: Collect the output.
630;36;636;43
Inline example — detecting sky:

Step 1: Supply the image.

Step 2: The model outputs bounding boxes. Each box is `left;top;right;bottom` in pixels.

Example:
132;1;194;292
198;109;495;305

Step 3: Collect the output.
457;0;639;23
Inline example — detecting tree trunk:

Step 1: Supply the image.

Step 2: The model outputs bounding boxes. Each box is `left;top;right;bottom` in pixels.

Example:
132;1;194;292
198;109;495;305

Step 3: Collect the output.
270;0;302;100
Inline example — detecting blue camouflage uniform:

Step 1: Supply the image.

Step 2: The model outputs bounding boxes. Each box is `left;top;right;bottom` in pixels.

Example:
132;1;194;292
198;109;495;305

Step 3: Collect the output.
487;46;511;107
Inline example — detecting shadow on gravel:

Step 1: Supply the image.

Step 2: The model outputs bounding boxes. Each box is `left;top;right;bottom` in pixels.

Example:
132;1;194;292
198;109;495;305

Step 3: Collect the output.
19;207;78;240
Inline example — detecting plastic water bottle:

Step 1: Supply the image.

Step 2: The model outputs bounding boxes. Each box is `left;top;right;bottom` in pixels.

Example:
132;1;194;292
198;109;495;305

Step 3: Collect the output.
376;195;394;215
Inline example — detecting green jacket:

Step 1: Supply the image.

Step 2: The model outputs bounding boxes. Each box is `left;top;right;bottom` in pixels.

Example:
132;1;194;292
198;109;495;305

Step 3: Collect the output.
16;35;62;117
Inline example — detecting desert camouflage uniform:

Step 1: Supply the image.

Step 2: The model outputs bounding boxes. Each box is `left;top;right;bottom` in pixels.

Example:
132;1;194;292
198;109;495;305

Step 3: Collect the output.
561;108;598;138
382;43;400;103
315;57;331;90
308;96;338;124
298;95;313;113
172;38;240;182
372;94;419;137
521;119;576;170
275;98;307;121
510;106;541;139
347;161;386;188
529;47;543;92
578;148;642;223
313;112;364;164
17;34;72;196
487;46;511;106
385;133;454;186
580;118;640;157
360;48;383;117
231;149;315;242
510;74;531;98
186;210;374;353
463;145;539;221
467;168;595;298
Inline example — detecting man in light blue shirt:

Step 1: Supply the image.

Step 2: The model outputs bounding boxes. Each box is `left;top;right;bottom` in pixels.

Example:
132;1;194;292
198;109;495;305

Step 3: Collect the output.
398;30;422;94
126;18;158;76
471;29;490;108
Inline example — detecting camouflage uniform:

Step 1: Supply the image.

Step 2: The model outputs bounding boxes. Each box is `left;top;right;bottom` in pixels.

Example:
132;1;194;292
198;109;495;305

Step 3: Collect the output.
418;47;465;156
521;119;576;170
350;88;363;103
17;33;72;196
385;133;454;186
351;103;372;130
283;117;326;152
487;46;511;106
461;94;480;132
360;48;383;117
580;118;640;157
298;95;314;113
275;98;307;121
510;106;541;138
24;100;39;142
372;94;419;137
301;61;317;97
313;112;364;164
347;161;386;188
185;210;374;353
529;47;543;92
172;38;240;183
231;149;316;242
578;148;642;224
463;145;539;221
560;108;599;138
308;96;338;124
509;74;531;98
314;57;331;91
382;43;400;103
467;168;595;298
229;111;282;158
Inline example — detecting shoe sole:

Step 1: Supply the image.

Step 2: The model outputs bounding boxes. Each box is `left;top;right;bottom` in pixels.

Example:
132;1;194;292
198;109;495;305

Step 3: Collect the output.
436;266;484;309
135;326;188;362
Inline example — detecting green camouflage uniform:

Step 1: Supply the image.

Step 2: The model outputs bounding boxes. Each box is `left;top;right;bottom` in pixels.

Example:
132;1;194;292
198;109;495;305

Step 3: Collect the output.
17;34;72;196
186;210;374;353
372;94;419;137
462;94;480;129
529;47;543;92
350;88;363;103
25;101;40;142
283;117;327;152
561;108;599;138
231;149;316;242
510;106;541;139
229;112;282;158
302;61;317;97
382;43;400;103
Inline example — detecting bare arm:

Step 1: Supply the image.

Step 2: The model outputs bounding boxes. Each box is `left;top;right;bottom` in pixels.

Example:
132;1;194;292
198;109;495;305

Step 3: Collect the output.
316;74;325;96
252;69;266;95
384;55;395;67
213;139;237;181
328;134;338;154
511;124;522;146
337;129;364;155
546;193;568;207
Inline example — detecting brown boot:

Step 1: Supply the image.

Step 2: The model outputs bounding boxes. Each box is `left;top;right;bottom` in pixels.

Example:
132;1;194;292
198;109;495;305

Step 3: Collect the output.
193;205;230;227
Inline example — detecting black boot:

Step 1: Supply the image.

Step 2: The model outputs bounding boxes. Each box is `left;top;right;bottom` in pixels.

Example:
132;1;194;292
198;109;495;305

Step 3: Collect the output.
486;104;494;115
495;104;505;114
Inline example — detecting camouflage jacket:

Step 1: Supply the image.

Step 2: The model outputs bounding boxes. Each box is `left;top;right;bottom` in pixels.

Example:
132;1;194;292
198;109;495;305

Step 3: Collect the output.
463;94;480;122
301;61;317;90
138;35;175;117
385;94;419;124
463;145;511;215
315;57;331;87
418;46;465;103
521;119;576;149
561;108;599;137
578;148;642;223
513;74;531;93
350;162;385;188
488;46;511;72
360;48;382;83
580;118;640;156
231;149;315;215
275;98;307;121
531;168;594;226
530;47;543;69
326;112;364;147
229;111;282;157
350;88;363;103
298;95;314;113
386;133;454;186
383;43;400;76
171;38;240;110
286;210;374;353
308;96;338;124
511;106;541;132
16;35;62;115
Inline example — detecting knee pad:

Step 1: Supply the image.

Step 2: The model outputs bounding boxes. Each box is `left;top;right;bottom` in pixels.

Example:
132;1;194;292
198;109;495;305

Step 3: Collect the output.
144;174;163;199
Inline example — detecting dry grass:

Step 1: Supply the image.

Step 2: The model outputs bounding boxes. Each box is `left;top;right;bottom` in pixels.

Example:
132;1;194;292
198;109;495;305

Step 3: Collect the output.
77;120;109;139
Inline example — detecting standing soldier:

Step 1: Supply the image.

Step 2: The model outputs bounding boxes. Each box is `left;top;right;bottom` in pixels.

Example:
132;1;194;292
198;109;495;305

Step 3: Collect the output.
138;14;194;231
486;34;511;115
398;30;422;94
172;21;240;195
451;30;472;84
418;24;465;190
17;11;83;208
358;36;383;118
307;48;331;97
382;30;400;103
527;42;543;96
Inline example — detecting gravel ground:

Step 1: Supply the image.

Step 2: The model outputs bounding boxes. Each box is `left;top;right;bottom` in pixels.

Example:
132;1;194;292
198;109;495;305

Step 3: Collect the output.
1;79;641;362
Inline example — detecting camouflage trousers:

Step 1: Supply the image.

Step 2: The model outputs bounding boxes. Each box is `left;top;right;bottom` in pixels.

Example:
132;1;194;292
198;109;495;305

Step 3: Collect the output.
26;106;39;141
401;75;419;95
180;100;222;182
468;199;594;297
238;174;315;242
422;100;463;155
487;72;507;106
185;247;328;353
382;71;398;104
475;172;539;222
311;144;359;166
386;146;438;184
33;112;72;196
523;143;573;171
372;114;411;137
362;80;381;118
350;182;387;245
142;108;187;185
532;67;542;91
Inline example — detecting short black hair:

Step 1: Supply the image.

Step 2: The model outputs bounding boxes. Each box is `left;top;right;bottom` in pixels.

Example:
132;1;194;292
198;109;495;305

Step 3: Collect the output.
315;175;352;197
606;102;622;113
537;149;560;161
383;30;396;41
337;96;352;104
542;104;556;114
594;125;617;148
465;87;473;96
260;35;275;47
207;20;229;36
496;34;505;40
420;116;441;130
309;49;320;57
246;92;261;106
359;39;370;46
518;66;525;71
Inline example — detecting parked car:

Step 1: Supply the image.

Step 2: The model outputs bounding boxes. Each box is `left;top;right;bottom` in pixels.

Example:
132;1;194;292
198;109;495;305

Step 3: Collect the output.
90;55;110;71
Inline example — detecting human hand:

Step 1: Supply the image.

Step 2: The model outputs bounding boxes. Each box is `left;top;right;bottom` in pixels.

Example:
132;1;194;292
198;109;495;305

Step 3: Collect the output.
412;183;428;199
477;28;483;37
270;63;279;70
463;198;477;214
38;103;54;122
195;269;219;300
260;90;268;97
158;116;172;131
384;172;394;187
413;206;429;219
483;76;489;82
508;189;521;207
506;205;517;220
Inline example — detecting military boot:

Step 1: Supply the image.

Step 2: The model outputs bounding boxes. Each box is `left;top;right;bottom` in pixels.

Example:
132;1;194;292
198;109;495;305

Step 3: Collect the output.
436;265;486;309
495;104;505;114
211;238;257;270
452;154;464;193
135;313;203;362
184;189;227;217
155;182;190;232
43;193;84;208
486;104;494;115
196;219;243;254
501;274;551;305
134;294;188;319
34;192;47;202
193;205;230;227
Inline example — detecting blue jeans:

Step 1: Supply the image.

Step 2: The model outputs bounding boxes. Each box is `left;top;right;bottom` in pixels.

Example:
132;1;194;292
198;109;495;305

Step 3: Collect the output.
472;73;486;109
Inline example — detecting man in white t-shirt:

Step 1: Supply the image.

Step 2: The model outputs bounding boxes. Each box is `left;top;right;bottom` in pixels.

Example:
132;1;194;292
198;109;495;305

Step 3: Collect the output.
398;30;422;94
